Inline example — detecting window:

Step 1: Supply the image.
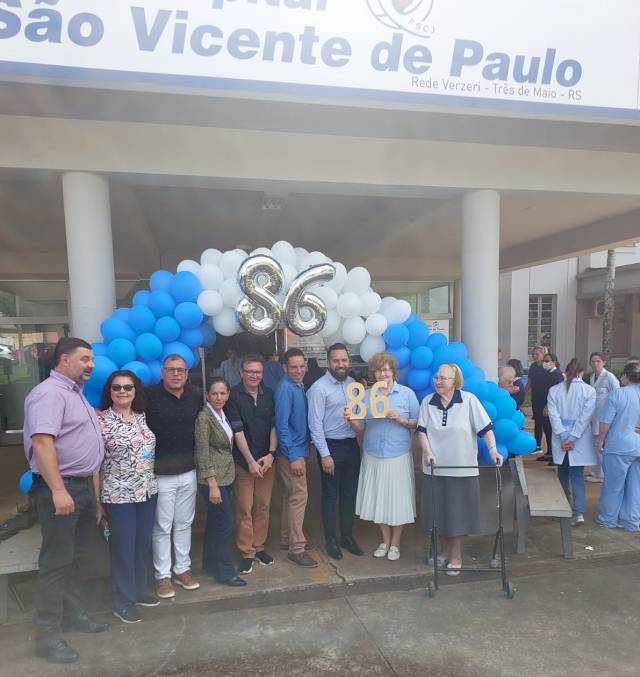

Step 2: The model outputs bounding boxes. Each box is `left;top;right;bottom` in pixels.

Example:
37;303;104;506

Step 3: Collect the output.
528;295;555;353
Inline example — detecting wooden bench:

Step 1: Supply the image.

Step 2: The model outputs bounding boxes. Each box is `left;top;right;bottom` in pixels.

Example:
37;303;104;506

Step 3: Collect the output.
0;525;40;623
510;457;573;559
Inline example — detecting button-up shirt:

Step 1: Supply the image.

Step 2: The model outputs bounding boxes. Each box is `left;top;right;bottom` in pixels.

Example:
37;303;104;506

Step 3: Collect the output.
362;383;419;459
307;371;356;458
23;370;104;476
599;384;640;455
275;375;309;463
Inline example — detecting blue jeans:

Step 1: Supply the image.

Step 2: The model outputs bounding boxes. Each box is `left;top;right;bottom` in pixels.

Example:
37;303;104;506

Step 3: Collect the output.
597;452;640;531
198;483;237;582
557;454;585;518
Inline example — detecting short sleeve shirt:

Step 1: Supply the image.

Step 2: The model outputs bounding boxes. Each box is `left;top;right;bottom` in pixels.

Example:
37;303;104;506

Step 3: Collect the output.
599;385;640;455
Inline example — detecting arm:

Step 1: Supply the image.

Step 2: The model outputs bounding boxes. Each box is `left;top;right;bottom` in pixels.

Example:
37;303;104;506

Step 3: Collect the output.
194;413;221;501
597;422;611;454
233;431;263;478
31;434;75;515
307;385;335;475
567;387;596;442
417;400;435;465
546;387;566;438
481;429;502;466
274;386;294;460
257;427;277;473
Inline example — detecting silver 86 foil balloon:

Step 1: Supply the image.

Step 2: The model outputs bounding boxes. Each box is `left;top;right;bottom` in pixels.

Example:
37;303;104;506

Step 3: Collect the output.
236;255;285;336
284;263;335;336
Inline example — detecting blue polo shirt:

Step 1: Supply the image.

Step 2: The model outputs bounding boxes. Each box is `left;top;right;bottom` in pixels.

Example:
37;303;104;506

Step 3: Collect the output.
599;385;640;455
274;375;309;463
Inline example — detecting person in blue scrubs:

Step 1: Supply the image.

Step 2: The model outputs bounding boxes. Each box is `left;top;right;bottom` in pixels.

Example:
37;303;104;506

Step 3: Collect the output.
596;361;640;531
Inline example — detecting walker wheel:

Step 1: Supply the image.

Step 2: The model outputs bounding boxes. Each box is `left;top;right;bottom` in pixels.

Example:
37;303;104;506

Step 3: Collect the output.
505;581;515;599
426;580;436;598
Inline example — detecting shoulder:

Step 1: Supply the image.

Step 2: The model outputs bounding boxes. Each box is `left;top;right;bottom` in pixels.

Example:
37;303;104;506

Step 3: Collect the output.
196;407;210;422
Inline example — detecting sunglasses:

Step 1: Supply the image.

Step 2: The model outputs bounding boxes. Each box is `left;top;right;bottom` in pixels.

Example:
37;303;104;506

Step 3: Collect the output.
111;384;135;392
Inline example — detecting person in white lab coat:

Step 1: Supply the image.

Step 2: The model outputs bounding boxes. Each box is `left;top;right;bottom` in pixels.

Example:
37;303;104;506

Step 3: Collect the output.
547;359;597;526
587;352;620;482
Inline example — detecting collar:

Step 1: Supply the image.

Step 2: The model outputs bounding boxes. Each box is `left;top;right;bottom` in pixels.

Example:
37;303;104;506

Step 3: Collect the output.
206;402;228;421
283;375;305;389
324;371;351;386
50;370;82;393
237;382;264;398
429;389;463;411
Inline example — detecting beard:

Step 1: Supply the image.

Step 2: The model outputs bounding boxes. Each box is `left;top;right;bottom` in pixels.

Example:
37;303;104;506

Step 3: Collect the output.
329;369;348;382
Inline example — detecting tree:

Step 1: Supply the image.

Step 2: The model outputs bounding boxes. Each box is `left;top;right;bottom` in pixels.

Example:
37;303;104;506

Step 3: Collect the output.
602;249;616;363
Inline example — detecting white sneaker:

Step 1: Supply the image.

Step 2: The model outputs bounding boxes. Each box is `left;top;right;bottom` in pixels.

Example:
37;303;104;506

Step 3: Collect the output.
571;515;585;526
374;543;389;558
585;475;603;483
387;546;400;561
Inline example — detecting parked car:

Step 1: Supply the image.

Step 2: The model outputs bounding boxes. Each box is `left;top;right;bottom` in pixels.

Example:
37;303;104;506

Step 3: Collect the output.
0;345;17;363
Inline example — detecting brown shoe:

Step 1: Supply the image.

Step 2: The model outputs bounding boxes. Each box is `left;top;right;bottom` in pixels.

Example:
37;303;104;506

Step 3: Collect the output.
287;552;319;568
155;578;175;599
174;571;200;590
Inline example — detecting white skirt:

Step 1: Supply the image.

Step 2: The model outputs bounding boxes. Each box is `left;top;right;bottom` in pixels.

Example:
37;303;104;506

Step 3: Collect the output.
355;452;416;526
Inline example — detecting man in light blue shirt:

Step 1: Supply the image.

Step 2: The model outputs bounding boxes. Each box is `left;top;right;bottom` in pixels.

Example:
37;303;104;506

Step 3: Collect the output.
307;343;363;560
220;349;241;387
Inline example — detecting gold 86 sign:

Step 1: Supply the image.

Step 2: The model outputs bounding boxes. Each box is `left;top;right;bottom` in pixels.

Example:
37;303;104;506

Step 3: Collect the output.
345;381;390;420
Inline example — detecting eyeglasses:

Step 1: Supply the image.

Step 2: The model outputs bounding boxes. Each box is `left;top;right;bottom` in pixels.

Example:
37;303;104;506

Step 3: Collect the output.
374;367;393;373
242;370;263;376
164;367;187;375
111;384;135;392
433;376;455;382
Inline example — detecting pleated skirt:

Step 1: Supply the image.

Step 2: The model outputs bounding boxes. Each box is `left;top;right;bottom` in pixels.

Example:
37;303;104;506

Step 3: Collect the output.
420;474;481;537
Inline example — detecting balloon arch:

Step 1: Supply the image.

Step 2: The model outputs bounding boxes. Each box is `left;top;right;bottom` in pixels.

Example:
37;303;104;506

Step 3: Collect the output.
86;241;536;462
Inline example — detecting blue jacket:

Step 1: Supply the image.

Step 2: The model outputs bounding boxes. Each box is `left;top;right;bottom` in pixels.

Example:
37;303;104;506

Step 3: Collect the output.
275;376;309;463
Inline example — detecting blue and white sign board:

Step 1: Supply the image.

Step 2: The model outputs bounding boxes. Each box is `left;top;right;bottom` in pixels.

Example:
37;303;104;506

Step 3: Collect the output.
0;0;639;119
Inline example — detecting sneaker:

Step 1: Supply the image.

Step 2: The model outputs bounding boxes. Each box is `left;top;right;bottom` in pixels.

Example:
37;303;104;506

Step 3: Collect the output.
446;562;462;577
174;571;200;591
373;543;389;558
254;551;274;566
387;546;400;561
238;558;254;574
113;606;142;624
585;475;603;483
287;552;318;568
571;515;585;527
155;578;175;599
136;594;160;607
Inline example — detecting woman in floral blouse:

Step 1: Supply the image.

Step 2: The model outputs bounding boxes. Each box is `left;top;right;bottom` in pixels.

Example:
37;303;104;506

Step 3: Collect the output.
99;370;158;624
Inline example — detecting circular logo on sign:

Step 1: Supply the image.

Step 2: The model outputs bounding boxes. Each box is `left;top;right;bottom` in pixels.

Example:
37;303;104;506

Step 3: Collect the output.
366;0;435;37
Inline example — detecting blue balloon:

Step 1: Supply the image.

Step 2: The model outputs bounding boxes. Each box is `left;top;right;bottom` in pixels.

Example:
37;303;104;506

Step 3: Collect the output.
128;305;157;335
113;307;130;322
150;270;174;292
122;360;152;387
384;323;410;349
86;355;118;391
464;377;488;401
457;358;474;377
133;290;151;306
497;442;509;460
107;338;137;367
84;387;102;408
101;317;136;343
170;271;202;304
403;312;418;326
161;341;194;369
406;321;430;349
191;348;201;367
512;410;526;429
408;368;432;391
19;470;32;494
135;333;163;361
470;366;485;382
426;332;448;350
494;418;519;444
174;302;204;329
91;342;109;357
389;346;411;369
508;431;537;456
148;291;176;319
481;400;498;422
399;365;411;386
477;437;493;466
448;341;468;361
145;360;163;384
200;322;217;348
430;346;458;372
179;328;204;349
416;386;434;402
484;381;500;401
495;394;517;419
411;345;434;369
155;316;181;343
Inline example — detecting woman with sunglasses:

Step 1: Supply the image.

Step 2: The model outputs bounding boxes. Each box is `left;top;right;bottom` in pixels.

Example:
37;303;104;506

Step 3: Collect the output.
98;370;158;624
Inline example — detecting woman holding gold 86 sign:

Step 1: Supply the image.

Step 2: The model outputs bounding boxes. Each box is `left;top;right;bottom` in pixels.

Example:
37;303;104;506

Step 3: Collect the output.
346;352;419;561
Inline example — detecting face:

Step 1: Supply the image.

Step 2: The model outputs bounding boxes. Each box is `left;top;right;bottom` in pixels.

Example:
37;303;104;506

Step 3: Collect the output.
543;355;555;369
162;358;188;390
434;365;456;395
499;373;514;388
532;349;544;363
241;360;263;390
284;355;306;384
60;347;94;383
207;382;230;410
591;356;605;372
110;376;136;409
373;362;394;386
328;349;350;382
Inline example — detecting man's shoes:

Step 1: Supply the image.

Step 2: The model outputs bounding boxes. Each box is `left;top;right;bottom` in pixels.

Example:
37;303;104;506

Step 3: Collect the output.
287;552;319;568
136;594;160;607
340;537;364;556
537;453;553;462
113;606;142;624
223;575;247;587
155;578;176;599
174;571;200;590
238;558;254;574
254;551;274;566
62;611;109;634
35;637;79;664
325;540;343;560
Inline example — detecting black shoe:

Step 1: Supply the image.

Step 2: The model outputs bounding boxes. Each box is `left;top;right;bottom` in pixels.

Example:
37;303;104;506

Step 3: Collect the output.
113;606;142;624
340;537;364;556
254;550;274;566
63;612;109;634
537;453;552;462
136;594;160;607
238;557;254;574
35;637;79;664
326;540;343;560
223;575;247;587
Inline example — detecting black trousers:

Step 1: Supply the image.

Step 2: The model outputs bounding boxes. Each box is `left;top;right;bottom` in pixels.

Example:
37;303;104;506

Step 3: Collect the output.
533;411;553;452
31;476;96;637
319;438;361;544
198;484;237;583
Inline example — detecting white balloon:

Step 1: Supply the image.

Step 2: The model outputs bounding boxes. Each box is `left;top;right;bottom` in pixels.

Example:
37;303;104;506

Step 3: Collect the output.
323;329;344;347
327;261;347;293
213;307;240;337
342;317;367;345
385;299;412;324
201;248;222;266
359;334;386;362
309;284;338;310
251;247;272;257
220;250;246;279
198;264;224;291
379;296;396;313
220;278;244;307
281;262;298;290
336;292;362;319
177;259;200;275
271;241;297;267
344;267;371;295
294;247;309;270
365;313;388;337
360;291;382;317
301;251;327;270
197;289;224;317
320;310;341;337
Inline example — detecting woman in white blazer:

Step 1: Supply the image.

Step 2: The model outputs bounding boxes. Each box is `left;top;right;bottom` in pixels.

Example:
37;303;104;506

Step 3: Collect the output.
547;359;597;526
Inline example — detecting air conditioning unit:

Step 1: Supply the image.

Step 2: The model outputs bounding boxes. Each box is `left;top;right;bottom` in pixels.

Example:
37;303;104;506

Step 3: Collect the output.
592;299;605;318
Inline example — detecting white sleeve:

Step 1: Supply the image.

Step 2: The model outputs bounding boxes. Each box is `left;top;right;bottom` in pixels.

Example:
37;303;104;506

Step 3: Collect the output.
467;392;492;435
546;385;566;436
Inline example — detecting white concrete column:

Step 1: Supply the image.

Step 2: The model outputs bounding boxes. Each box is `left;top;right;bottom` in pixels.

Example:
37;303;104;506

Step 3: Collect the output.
453;279;462;341
461;190;500;382
62;172;116;342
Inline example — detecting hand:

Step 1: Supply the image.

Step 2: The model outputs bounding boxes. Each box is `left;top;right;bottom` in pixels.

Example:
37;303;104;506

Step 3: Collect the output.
321;456;335;475
490;450;504;467
248;459;264;478
386;409;401;422
424;452;436;467
208;484;222;504
635;427;640;435
290;458;306;478
258;454;274;473
542;406;549;417
343;406;353;422
52;488;75;516
95;501;106;527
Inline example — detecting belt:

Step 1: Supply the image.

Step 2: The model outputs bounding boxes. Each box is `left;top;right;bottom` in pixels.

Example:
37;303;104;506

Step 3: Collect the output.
31;473;92;487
